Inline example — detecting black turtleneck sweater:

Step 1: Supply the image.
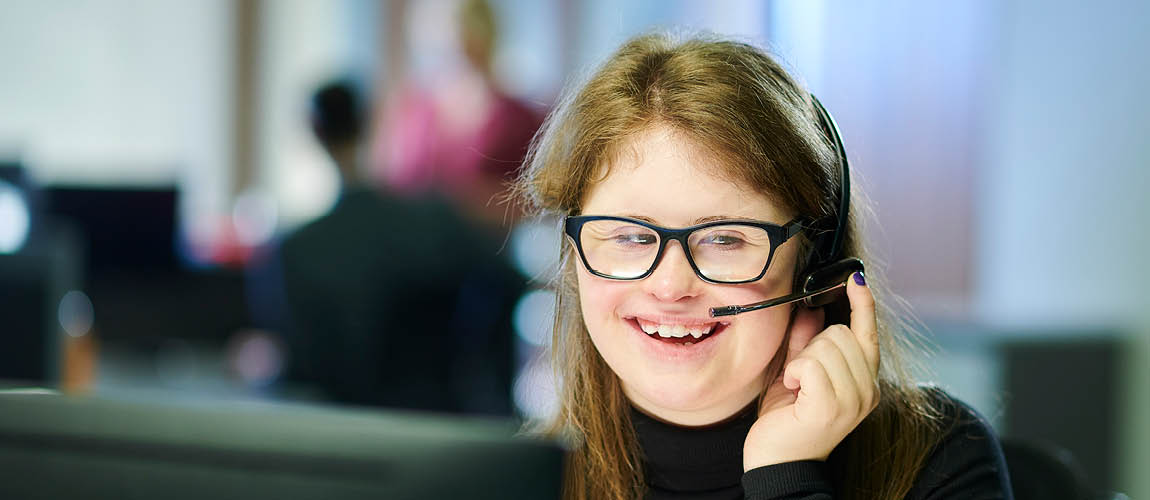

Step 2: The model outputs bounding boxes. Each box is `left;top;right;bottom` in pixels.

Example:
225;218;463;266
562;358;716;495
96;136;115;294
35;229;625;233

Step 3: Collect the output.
631;389;1012;499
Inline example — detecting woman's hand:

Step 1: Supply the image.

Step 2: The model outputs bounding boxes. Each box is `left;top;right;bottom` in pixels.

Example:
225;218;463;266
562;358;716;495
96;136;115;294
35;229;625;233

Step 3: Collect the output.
743;273;881;471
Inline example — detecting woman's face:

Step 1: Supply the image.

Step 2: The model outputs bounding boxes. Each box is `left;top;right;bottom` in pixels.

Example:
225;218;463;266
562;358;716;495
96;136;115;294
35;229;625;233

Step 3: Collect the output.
575;125;801;426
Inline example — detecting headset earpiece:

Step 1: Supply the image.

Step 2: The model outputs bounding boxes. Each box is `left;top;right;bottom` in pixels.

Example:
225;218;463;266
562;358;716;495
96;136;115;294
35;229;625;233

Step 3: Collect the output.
801;257;864;308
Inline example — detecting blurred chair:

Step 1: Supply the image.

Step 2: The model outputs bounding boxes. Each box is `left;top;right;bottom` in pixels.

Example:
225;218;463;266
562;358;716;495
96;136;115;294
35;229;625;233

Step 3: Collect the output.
1002;337;1122;494
1002;438;1127;500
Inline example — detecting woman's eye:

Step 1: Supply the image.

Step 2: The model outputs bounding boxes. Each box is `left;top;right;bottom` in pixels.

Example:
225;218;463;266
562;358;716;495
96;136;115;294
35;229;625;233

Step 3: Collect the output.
700;234;745;246
612;233;657;245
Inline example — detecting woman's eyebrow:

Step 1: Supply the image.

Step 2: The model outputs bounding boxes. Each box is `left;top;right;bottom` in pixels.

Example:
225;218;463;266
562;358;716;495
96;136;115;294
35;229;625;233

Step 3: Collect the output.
621;214;749;225
620;214;658;224
694;215;742;224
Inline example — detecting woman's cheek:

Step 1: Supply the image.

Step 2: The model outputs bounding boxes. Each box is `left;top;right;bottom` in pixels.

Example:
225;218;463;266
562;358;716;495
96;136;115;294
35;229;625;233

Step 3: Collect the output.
742;308;791;363
575;271;625;339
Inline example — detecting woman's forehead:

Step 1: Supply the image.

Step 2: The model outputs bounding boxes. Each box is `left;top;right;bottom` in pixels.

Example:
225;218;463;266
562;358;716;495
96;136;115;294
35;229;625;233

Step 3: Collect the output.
581;126;790;225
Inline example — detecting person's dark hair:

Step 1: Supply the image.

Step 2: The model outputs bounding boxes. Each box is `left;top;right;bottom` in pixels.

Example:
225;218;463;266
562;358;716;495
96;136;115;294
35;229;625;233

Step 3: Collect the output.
309;80;364;146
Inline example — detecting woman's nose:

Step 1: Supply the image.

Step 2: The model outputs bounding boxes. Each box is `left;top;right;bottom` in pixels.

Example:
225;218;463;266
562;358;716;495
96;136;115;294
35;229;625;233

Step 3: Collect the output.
642;241;703;302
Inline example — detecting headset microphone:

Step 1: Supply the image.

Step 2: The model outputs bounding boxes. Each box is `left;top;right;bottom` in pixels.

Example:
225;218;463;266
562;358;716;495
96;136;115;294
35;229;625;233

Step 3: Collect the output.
710;96;865;318
710;257;862;316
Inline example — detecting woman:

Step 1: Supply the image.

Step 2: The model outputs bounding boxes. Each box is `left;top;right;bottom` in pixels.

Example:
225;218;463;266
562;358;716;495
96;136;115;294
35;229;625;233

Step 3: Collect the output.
516;33;1011;499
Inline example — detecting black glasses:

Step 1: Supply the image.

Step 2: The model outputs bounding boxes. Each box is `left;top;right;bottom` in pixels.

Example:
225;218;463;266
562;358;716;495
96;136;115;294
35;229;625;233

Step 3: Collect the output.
564;215;806;284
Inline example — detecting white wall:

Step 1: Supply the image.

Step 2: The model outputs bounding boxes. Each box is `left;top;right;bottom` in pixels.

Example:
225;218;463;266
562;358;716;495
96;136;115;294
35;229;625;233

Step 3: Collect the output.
0;0;231;236
572;0;769;73
256;0;358;225
975;0;1150;329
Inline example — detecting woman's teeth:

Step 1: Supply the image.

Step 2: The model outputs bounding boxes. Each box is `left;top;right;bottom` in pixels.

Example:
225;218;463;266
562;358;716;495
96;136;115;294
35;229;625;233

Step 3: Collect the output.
638;321;715;339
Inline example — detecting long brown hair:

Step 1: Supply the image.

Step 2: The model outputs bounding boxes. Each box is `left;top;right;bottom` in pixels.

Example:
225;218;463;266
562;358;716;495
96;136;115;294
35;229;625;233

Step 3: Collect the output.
516;32;946;500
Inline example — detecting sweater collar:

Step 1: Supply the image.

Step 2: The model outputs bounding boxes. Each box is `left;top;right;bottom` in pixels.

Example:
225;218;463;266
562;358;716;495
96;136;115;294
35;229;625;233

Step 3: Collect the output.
630;402;758;493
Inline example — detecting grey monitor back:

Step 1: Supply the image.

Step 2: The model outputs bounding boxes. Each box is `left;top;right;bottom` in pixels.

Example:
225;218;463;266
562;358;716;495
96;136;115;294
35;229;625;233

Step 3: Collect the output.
0;392;563;500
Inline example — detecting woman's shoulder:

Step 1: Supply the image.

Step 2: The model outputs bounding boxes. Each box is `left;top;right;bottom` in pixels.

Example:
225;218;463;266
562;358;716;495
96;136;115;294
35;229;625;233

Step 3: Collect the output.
918;384;1003;454
906;385;1013;499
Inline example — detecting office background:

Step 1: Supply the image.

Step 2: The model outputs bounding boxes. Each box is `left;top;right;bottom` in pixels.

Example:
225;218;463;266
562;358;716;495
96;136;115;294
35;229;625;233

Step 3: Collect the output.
0;1;1146;497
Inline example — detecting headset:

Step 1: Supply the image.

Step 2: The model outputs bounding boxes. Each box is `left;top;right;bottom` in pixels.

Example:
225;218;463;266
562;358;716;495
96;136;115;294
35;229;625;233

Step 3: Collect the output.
710;96;864;317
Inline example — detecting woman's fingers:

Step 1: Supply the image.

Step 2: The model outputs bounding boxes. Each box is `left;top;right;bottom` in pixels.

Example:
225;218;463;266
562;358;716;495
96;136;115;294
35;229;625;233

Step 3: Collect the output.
806;329;863;413
784;356;837;423
846;272;880;378
821;325;876;411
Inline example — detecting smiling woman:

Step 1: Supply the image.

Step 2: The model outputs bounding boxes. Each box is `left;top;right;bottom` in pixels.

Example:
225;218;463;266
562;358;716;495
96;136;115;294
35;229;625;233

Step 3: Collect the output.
515;33;1012;500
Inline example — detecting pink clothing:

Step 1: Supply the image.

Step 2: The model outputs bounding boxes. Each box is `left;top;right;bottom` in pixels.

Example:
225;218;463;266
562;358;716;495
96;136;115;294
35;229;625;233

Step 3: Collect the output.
379;84;544;197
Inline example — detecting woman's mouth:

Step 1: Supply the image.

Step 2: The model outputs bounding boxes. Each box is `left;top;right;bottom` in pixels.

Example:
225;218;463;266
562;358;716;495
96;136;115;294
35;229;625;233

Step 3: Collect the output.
624;317;731;346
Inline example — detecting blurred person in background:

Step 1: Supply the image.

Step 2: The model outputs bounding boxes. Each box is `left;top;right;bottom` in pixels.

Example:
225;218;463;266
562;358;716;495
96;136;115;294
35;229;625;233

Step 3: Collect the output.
517;34;1012;499
247;80;523;415
379;0;545;230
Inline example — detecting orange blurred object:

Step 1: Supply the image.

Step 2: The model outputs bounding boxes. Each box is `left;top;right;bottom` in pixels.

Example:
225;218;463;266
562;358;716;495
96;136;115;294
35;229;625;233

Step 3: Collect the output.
60;330;98;394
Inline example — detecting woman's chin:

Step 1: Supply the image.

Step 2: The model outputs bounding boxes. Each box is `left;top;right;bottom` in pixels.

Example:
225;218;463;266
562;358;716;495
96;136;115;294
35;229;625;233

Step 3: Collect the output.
625;379;747;425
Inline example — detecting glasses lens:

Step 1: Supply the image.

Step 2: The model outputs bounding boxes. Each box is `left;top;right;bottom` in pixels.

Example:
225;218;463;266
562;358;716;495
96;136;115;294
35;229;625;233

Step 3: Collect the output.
579;219;660;278
688;224;773;282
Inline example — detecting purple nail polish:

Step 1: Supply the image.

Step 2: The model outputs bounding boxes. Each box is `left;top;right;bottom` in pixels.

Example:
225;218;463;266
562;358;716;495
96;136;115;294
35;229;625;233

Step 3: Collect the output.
853;272;867;286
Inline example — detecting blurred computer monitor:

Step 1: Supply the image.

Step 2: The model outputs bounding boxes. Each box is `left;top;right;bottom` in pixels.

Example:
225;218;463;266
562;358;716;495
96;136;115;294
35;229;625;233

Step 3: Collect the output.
42;185;180;275
0;392;563;500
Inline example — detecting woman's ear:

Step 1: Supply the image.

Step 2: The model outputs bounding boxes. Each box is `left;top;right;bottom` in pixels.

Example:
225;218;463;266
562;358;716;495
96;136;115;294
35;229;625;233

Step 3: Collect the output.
788;305;826;353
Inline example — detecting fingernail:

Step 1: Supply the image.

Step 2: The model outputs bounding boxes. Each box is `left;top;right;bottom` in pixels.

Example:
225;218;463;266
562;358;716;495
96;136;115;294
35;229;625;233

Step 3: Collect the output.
853;272;867;286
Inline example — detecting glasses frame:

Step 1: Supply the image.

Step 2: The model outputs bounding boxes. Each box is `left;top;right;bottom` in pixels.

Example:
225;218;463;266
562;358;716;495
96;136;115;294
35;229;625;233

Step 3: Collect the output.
564;215;807;285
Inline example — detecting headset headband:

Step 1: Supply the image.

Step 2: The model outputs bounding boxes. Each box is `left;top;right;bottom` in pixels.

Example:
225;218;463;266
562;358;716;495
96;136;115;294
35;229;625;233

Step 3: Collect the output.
808;95;850;267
